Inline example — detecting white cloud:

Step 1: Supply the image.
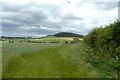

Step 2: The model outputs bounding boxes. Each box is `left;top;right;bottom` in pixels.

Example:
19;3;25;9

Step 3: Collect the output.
1;0;118;37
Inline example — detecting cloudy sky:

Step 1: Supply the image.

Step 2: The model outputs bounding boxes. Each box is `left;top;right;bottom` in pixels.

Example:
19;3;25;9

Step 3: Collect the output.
1;0;119;37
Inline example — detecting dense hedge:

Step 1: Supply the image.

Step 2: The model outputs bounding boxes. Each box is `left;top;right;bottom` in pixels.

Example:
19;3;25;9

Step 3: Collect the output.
83;20;120;59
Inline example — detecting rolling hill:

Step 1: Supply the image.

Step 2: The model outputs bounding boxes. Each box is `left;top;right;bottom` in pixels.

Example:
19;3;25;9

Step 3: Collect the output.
53;32;84;38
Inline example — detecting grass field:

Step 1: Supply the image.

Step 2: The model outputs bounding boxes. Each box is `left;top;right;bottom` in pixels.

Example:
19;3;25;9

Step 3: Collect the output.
2;39;118;78
2;41;62;54
14;36;82;42
2;37;82;43
2;41;101;78
36;36;82;42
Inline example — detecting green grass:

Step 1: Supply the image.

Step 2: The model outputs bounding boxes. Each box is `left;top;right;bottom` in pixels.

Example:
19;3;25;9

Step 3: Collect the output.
32;37;82;42
2;41;117;78
2;42;99;78
2;36;82;43
2;41;62;54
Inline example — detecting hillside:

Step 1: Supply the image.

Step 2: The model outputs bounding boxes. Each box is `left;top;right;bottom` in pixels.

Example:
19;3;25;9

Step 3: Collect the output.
53;32;84;38
1;32;84;40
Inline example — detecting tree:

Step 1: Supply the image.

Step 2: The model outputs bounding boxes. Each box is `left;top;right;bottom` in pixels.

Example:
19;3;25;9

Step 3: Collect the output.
72;37;80;43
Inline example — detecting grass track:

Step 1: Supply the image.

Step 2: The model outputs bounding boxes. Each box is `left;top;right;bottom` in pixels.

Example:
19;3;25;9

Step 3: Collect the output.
3;43;99;78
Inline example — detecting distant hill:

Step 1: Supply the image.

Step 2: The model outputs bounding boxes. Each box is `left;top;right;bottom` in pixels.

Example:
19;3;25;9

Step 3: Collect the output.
1;32;84;39
53;32;84;38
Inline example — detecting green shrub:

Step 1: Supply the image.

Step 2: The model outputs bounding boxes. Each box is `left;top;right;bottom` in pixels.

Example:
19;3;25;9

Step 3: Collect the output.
83;20;120;59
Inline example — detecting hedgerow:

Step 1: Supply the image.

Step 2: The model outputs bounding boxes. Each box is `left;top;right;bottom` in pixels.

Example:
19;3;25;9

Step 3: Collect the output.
83;20;120;60
83;20;120;77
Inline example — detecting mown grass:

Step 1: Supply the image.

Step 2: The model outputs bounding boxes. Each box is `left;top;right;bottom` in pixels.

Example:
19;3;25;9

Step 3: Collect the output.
2;43;99;78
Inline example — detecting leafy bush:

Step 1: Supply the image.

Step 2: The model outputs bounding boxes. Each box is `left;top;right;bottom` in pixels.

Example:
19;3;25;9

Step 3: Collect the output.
83;20;120;78
83;20;120;59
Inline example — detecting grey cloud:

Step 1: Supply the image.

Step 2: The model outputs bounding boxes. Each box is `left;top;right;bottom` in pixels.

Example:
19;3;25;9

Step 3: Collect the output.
2;21;24;33
2;3;62;26
94;2;118;10
29;29;59;35
62;14;83;20
1;0;118;37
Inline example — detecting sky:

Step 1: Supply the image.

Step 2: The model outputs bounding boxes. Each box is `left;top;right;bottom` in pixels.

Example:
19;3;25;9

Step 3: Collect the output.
1;0;119;37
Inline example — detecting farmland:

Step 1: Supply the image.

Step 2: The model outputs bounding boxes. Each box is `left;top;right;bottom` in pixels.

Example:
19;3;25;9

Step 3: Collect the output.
2;28;119;78
1;0;120;78
2;41;100;78
2;41;62;54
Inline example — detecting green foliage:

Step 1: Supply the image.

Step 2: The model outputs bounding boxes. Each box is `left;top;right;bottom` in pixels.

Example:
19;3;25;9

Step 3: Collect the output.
78;43;118;78
112;20;120;47
83;21;120;78
83;20;120;59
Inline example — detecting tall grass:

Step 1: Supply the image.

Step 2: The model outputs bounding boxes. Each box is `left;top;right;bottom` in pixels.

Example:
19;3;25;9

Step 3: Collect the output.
3;43;99;78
